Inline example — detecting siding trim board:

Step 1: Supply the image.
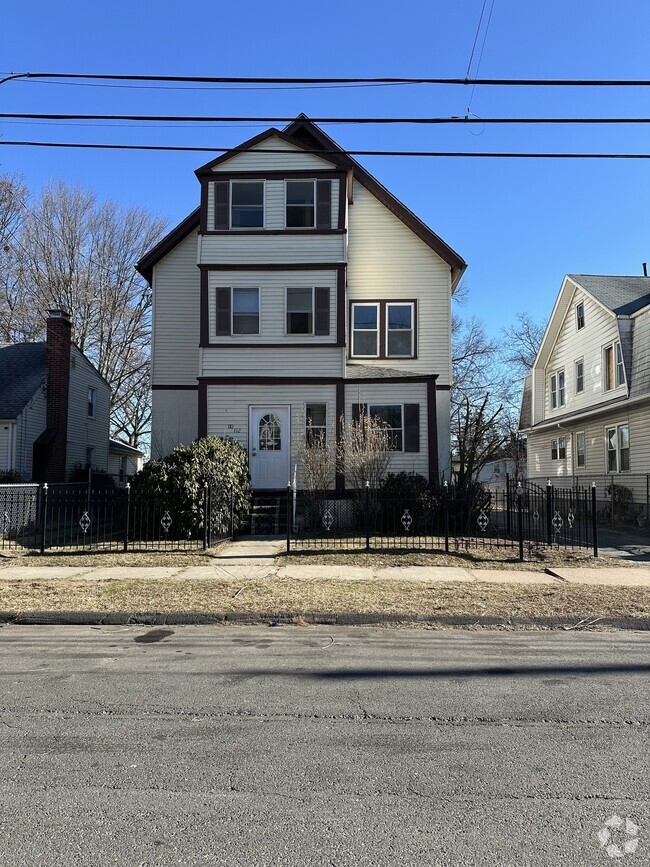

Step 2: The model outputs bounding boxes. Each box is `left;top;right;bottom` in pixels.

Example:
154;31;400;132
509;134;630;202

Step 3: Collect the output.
198;374;437;385
426;379;439;482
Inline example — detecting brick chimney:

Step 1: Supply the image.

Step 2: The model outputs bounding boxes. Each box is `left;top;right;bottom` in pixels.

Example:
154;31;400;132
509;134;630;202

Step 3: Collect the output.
44;308;72;481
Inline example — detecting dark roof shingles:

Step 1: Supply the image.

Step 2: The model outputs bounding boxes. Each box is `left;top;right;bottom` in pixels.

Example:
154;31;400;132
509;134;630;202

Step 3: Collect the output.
0;343;47;418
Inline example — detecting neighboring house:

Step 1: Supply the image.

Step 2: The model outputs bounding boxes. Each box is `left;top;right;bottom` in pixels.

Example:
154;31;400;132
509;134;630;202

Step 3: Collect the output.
520;274;650;488
137;115;466;490
0;309;113;482
108;439;145;486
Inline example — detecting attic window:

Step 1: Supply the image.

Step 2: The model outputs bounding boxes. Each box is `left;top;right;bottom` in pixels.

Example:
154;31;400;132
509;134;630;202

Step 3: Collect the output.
231;181;264;229
576;302;585;330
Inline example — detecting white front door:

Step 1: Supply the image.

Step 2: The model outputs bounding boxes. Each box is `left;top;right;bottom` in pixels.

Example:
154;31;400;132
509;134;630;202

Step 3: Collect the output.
249;405;290;490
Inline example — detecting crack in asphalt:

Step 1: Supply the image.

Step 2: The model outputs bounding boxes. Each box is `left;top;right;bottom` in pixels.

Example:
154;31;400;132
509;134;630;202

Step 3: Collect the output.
0;706;647;727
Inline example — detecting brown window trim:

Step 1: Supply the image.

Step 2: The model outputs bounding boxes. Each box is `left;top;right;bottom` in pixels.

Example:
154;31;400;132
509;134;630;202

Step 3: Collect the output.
348;299;418;360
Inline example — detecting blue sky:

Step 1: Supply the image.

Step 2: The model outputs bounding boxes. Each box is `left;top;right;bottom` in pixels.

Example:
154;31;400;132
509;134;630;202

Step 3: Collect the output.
1;0;649;338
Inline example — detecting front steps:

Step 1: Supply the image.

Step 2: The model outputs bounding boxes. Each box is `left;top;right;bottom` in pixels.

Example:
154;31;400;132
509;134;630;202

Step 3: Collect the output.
244;491;289;536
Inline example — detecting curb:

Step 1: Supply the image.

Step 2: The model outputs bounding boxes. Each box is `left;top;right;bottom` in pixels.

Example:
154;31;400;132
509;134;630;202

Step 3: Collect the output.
0;610;648;630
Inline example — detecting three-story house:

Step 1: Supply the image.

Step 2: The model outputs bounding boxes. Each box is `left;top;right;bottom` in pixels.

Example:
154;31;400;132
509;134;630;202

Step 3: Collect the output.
137;116;466;490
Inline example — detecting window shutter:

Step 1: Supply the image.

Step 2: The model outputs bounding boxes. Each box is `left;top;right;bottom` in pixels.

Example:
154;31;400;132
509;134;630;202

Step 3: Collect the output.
316;180;331;229
214;181;229;230
403;404;420;453
215;287;231;336
314;287;330;336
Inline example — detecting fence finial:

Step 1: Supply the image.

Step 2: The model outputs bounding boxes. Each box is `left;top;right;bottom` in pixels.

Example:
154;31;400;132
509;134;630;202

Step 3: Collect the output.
42;483;48;491
365;480;370;488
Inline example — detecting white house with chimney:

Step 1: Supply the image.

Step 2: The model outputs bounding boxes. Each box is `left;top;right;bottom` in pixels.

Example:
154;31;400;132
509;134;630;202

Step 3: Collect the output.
0;309;143;483
137;116;466;490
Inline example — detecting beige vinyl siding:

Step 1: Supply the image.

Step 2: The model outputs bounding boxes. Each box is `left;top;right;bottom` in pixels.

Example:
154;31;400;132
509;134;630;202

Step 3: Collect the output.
528;401;650;482
15;389;46;480
66;347;111;474
206;383;337;488
151;389;198;459
543;288;623;419
200;233;345;264
346;182;452;381
210;136;335;173
206;178;339;232
152;230;200;386
344;381;429;478
206;269;338;345
202;347;343;377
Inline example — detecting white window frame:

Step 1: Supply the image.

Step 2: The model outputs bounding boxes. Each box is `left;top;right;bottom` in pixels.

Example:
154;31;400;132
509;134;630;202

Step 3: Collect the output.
576;301;585;330
604;341;625;391
87;387;96;419
368;403;404;451
550;436;566;461
285;287;315;336
285;179;316;229
385;302;415;358
231;287;260;336
575;359;584;394
606;423;630;473
351;303;380;358
230;179;265;230
575;431;586;468
549;370;565;410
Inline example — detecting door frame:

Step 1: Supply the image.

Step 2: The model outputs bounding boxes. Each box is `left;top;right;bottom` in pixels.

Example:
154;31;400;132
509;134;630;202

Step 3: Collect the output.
248;404;291;490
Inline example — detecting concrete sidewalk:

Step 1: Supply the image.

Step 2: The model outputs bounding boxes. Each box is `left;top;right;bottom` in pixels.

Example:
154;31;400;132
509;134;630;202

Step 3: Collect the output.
1;534;649;588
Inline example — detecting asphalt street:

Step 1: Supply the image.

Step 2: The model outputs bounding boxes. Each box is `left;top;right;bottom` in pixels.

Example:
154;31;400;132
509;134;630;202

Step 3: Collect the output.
0;625;648;867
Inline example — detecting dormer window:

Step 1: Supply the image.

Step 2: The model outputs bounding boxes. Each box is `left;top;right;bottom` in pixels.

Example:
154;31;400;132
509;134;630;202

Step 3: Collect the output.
576;302;585;330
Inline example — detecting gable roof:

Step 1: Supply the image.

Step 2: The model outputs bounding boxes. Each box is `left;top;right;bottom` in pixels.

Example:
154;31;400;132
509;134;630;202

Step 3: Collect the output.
568;275;650;316
0;343;47;419
136;115;467;287
284;116;466;288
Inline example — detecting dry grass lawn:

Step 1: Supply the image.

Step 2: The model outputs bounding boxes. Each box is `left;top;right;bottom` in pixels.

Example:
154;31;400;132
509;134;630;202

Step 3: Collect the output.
0;574;647;625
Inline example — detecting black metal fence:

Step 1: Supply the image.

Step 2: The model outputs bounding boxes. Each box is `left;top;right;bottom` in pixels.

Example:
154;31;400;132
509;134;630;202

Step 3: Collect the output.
527;474;650;528
0;482;235;553
287;481;598;560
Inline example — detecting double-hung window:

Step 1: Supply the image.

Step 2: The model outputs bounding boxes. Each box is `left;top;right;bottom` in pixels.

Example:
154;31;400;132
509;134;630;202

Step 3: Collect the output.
230;181;264;228
606;424;630;472
551;437;566;461
604;341;625;390
232;288;260;334
386;303;414;357
576;302;585;330
575;359;584;394
286;180;315;228
369;404;403;451
549;371;565;409
305;404;327;447
351;303;379;357
287;288;313;334
87;387;96;419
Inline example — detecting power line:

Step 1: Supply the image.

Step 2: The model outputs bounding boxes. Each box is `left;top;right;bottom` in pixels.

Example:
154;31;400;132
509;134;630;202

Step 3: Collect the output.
1;141;650;158
4;71;650;86
3;113;650;124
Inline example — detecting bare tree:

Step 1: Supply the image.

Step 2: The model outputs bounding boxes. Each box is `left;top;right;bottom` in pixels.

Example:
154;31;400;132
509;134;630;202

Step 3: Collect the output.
453;395;508;490
338;411;392;491
501;312;546;378
0;180;166;449
0;173;29;343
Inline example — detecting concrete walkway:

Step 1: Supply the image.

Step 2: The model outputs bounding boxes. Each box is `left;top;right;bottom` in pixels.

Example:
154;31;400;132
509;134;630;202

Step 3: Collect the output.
1;536;649;587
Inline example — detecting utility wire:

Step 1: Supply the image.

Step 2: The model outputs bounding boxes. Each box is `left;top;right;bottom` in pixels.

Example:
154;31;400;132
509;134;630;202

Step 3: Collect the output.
4;71;650;86
3;113;650;124
1;141;650;158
